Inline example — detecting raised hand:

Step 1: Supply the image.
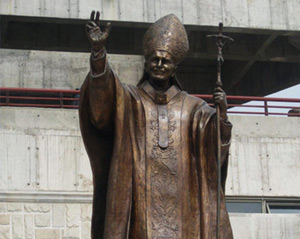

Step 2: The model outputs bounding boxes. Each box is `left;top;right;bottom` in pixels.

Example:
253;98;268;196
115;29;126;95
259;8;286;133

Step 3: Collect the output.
85;11;111;52
213;86;228;119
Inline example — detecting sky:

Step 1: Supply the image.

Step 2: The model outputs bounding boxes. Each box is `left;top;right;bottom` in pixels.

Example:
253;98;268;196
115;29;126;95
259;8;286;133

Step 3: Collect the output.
267;84;300;98
228;83;300;116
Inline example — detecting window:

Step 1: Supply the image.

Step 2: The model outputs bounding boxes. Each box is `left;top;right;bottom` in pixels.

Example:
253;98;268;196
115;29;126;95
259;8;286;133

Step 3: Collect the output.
267;203;300;214
225;197;300;214
226;201;263;213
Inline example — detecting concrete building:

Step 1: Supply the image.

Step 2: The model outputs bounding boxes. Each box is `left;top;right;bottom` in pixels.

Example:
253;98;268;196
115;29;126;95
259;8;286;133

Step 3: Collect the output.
1;0;300;95
0;1;299;238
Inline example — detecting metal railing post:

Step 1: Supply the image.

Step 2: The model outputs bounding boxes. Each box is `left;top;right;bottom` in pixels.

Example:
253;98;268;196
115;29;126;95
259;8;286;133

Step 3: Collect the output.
264;100;269;116
6;90;9;106
60;92;63;108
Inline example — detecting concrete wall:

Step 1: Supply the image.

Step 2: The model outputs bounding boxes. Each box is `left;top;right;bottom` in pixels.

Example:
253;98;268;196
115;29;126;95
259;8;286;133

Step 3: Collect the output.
0;49;143;89
1;107;299;196
0;202;299;239
0;107;91;192
1;0;300;31
0;202;92;239
227;115;300;197
0;107;300;238
230;214;300;239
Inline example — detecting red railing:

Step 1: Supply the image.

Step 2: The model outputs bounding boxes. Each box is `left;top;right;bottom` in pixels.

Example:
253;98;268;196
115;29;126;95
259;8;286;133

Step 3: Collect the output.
0;87;79;109
1;87;300;116
196;94;300;116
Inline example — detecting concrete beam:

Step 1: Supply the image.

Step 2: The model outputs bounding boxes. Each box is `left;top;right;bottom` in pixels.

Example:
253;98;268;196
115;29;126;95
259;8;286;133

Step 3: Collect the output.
0;49;143;89
1;48;299;96
1;0;300;31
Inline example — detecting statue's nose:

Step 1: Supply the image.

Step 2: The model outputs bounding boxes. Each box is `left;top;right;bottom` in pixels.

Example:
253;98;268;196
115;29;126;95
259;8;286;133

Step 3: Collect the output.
157;59;162;67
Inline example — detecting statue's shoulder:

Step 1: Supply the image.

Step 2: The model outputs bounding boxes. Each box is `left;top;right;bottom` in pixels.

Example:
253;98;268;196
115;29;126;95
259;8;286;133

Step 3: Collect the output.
123;83;143;101
183;92;208;106
184;92;215;114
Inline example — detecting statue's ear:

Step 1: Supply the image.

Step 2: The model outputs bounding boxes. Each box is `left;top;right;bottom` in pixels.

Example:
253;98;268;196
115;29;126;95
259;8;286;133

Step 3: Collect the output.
171;65;177;77
144;61;148;72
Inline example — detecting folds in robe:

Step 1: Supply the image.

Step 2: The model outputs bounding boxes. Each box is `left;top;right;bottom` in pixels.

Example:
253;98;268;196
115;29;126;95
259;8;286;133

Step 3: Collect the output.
79;62;233;239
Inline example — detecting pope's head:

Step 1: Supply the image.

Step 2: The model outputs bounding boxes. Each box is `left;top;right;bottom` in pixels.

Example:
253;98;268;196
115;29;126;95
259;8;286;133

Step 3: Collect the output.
145;50;176;83
141;14;189;88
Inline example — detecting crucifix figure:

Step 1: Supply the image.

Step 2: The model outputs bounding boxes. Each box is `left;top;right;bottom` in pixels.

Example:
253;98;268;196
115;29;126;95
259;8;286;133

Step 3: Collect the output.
79;11;233;239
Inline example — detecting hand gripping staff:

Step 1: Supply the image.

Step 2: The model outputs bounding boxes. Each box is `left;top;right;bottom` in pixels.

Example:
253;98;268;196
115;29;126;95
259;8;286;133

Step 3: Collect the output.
207;23;233;239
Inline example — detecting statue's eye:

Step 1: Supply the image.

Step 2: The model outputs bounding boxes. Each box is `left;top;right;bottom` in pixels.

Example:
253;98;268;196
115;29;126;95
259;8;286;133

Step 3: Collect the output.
152;58;158;63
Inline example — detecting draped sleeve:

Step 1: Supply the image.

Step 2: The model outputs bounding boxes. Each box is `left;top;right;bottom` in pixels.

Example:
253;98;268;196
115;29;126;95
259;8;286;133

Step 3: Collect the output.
192;103;233;239
79;54;134;238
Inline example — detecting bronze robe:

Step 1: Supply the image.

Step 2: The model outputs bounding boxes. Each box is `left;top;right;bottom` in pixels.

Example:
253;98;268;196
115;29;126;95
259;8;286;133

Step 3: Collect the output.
79;61;233;239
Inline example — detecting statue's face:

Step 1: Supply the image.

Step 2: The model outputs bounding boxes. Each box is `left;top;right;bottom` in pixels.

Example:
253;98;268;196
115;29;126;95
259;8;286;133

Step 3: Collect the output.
145;50;176;82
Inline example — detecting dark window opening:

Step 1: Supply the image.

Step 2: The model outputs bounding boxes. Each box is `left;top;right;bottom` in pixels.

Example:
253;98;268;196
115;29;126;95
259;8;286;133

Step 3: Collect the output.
226;202;262;213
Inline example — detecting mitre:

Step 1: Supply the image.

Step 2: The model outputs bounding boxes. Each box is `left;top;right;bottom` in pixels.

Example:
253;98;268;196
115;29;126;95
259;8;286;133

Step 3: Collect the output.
143;14;189;65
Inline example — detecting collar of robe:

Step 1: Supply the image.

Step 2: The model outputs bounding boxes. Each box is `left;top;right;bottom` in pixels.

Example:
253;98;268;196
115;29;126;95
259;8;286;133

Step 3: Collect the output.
141;80;180;105
141;80;181;149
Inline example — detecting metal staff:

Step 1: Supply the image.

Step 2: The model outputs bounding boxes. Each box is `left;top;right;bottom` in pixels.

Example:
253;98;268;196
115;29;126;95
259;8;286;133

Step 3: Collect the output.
207;23;233;239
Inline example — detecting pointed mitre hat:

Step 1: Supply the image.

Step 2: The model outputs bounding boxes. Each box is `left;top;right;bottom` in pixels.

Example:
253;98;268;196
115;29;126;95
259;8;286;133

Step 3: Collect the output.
143;14;189;65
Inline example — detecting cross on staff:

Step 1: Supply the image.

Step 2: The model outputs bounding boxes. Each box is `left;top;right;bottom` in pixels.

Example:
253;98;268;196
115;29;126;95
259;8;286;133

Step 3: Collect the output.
207;22;234;239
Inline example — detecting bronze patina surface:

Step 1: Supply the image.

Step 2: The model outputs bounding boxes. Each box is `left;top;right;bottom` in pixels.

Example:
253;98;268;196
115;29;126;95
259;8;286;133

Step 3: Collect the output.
80;11;233;239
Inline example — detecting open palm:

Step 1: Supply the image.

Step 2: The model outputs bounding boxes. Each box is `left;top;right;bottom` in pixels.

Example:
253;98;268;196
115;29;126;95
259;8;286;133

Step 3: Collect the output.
85;11;111;51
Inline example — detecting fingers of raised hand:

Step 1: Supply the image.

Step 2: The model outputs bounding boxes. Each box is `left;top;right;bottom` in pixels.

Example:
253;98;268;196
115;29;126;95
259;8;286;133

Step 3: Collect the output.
87;11;110;36
87;21;97;27
87;10;111;47
105;22;111;35
90;11;95;20
90;30;102;42
90;10;101;26
85;21;98;33
95;11;100;25
102;22;111;40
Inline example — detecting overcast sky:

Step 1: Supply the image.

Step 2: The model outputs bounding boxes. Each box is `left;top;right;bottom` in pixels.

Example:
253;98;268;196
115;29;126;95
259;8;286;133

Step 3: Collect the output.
267;83;300;98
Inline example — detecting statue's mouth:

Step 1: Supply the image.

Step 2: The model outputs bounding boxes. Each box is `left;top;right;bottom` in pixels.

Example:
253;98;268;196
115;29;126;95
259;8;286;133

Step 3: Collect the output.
153;69;165;73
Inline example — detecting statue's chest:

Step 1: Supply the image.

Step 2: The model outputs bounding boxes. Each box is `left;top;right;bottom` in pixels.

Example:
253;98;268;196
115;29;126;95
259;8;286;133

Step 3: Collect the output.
142;98;184;239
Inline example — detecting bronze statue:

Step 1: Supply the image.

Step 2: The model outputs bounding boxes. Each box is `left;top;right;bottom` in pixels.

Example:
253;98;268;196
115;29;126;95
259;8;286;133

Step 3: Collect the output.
79;11;233;239
288;108;300;117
